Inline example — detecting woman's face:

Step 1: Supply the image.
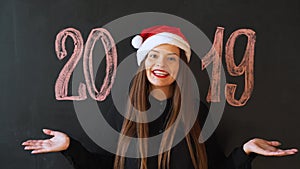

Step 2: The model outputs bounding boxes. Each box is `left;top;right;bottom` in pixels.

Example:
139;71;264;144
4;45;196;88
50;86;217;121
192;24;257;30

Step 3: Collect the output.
145;44;180;88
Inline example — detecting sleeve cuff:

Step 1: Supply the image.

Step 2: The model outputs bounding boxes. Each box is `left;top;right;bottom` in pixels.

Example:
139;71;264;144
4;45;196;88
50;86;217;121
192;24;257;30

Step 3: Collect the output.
60;137;81;157
231;146;257;167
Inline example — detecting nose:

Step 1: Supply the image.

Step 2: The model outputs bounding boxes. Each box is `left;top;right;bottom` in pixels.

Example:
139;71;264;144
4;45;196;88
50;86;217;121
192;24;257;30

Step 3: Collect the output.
155;55;166;67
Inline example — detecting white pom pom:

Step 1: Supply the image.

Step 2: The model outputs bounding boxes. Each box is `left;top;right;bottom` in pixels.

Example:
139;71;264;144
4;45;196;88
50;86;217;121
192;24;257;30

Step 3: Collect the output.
131;35;143;49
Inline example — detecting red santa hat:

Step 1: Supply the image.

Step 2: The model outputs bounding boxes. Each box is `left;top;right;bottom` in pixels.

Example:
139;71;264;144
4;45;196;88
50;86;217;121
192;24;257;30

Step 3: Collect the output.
131;25;191;66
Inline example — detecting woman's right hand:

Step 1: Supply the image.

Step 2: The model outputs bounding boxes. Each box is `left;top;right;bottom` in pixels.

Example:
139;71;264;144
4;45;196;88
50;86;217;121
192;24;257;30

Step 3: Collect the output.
22;129;70;154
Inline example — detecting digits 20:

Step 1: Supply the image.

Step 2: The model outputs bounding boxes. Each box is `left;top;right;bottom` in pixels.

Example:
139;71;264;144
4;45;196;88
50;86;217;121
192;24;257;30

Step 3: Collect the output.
54;27;255;107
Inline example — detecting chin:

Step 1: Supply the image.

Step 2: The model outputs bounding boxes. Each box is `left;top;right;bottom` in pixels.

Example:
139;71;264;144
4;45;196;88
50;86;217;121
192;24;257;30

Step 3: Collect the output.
148;80;174;88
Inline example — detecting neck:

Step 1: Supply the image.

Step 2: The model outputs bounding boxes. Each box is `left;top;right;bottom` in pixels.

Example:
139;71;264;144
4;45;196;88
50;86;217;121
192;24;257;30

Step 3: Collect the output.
149;85;174;101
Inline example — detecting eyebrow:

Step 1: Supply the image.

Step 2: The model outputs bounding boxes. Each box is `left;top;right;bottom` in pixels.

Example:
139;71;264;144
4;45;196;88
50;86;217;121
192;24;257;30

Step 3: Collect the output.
149;49;179;56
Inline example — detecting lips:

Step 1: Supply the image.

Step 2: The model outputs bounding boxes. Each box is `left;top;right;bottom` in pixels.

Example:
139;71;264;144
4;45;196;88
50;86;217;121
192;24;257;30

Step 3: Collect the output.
151;69;169;78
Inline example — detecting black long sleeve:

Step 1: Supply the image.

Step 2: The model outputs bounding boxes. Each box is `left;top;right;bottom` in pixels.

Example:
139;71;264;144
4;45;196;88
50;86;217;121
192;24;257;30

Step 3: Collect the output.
61;138;114;169
198;101;256;169
61;99;256;169
61;135;255;169
205;133;256;169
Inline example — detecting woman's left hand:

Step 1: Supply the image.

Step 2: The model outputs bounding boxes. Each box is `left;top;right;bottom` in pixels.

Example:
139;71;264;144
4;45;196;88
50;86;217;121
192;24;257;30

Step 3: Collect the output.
243;138;298;156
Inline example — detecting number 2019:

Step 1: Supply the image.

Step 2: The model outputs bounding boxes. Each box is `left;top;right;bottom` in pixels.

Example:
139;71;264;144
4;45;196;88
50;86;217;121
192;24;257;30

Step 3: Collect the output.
54;27;255;107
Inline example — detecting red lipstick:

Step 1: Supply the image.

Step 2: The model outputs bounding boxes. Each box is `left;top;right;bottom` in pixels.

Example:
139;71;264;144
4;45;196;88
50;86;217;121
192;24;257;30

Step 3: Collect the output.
151;69;169;78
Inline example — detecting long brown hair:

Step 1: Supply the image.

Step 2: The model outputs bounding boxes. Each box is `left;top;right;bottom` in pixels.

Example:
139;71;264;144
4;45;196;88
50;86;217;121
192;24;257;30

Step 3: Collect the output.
114;50;207;169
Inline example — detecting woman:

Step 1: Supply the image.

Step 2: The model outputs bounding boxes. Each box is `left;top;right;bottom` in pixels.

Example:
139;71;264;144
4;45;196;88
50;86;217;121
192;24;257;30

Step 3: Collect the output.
22;25;298;169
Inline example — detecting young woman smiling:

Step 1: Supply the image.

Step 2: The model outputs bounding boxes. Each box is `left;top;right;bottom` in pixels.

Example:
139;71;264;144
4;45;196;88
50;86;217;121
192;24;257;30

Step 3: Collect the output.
22;25;298;169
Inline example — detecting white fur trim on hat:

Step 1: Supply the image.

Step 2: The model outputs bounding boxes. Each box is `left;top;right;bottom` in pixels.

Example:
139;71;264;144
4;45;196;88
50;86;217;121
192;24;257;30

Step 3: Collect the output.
131;35;143;49
136;32;191;66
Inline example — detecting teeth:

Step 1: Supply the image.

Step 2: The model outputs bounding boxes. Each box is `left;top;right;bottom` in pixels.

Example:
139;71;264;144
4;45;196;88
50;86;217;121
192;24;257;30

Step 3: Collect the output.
153;70;168;75
155;73;166;76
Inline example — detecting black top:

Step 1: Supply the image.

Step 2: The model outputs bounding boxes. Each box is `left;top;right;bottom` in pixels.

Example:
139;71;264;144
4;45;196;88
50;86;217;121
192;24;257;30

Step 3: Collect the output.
61;96;256;169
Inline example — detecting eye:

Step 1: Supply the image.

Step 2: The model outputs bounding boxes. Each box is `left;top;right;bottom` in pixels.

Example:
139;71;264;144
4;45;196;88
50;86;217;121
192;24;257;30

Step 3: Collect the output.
167;56;177;61
149;53;158;58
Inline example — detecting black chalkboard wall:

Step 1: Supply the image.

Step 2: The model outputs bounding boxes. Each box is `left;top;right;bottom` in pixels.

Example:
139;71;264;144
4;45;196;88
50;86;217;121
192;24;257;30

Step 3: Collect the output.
1;0;299;168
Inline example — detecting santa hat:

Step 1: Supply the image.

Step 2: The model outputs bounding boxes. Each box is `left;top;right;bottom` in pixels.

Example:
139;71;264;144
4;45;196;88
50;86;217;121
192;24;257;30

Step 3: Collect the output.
131;25;191;66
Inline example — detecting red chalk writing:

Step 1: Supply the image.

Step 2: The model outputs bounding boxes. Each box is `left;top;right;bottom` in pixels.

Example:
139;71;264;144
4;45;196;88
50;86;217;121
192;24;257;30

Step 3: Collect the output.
54;27;255;107
54;28;117;101
83;28;117;101
55;28;87;100
225;29;255;106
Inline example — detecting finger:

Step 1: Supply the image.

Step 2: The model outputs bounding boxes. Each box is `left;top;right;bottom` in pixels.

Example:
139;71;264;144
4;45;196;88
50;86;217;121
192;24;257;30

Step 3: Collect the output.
31;149;50;154
22;140;38;145
253;145;280;156
281;148;298;154
22;140;45;146
43;129;55;136
22;141;36;146
267;141;281;147
43;129;63;137
24;145;43;150
22;141;31;146
260;149;283;156
263;149;297;156
272;151;296;156
260;144;278;152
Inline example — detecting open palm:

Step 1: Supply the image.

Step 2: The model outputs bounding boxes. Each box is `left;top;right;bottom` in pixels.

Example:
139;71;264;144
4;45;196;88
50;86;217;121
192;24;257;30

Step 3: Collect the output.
243;138;298;156
22;129;70;154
